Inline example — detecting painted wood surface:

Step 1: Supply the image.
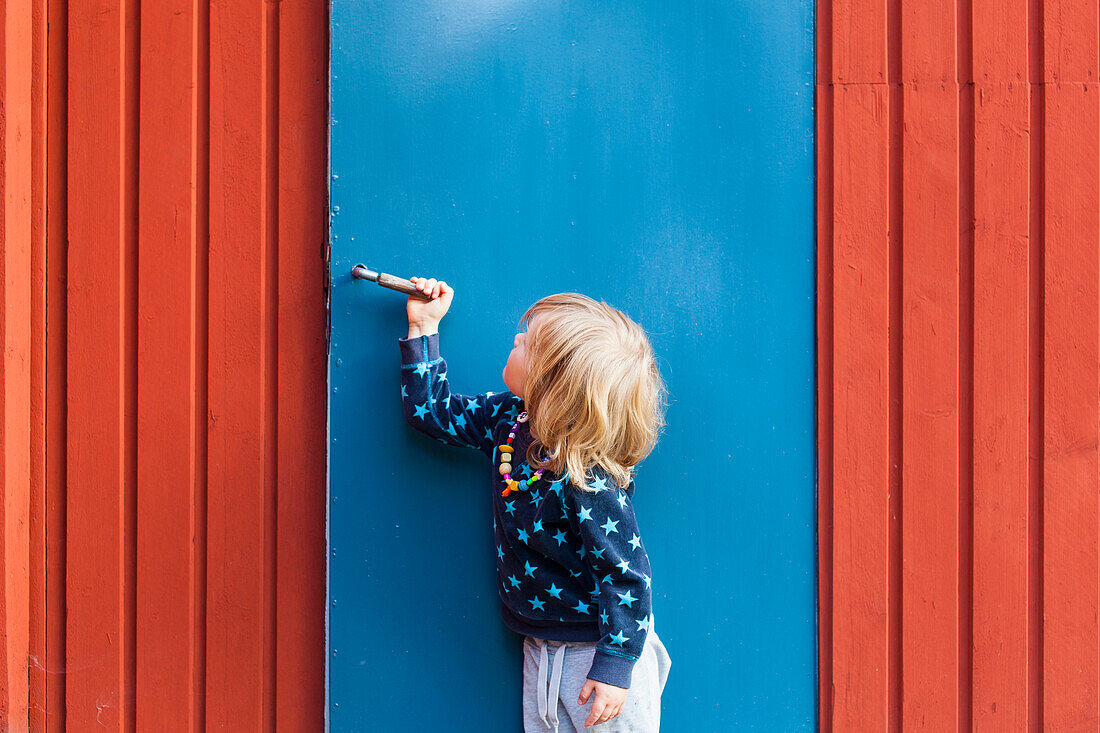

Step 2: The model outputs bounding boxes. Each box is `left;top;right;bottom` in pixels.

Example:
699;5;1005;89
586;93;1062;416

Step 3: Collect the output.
818;0;1100;730
328;1;816;731
1;0;328;730
3;0;1100;729
2;0;35;728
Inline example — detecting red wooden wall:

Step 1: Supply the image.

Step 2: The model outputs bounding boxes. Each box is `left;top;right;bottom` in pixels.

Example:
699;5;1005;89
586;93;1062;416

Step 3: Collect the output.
1;0;328;730
818;0;1099;730
5;0;1100;730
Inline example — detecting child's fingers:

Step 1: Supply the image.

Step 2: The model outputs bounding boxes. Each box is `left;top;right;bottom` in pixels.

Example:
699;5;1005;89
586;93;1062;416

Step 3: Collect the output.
585;699;606;727
578;679;595;705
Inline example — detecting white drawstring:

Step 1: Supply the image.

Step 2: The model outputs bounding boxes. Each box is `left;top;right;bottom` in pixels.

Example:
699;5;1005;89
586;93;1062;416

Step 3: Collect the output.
537;639;568;731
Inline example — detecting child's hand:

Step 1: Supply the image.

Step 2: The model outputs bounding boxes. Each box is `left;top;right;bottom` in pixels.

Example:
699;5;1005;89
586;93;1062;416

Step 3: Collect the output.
578;678;628;727
406;276;453;328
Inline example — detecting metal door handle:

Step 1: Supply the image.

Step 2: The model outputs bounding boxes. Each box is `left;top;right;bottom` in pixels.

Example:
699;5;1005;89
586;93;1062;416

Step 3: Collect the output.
351;264;432;301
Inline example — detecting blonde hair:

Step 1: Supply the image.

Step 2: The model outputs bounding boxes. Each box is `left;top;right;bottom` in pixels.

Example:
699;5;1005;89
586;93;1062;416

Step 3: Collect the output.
518;293;668;492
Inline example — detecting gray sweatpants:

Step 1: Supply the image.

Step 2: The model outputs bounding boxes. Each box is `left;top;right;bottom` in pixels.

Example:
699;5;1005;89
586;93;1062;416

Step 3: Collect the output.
521;622;671;733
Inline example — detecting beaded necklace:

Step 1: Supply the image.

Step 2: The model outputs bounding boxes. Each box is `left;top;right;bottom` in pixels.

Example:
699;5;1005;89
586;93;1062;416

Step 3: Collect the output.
498;411;547;497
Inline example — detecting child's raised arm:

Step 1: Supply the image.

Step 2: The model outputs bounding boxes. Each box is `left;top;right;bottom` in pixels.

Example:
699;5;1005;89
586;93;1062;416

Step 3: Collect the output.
399;278;522;458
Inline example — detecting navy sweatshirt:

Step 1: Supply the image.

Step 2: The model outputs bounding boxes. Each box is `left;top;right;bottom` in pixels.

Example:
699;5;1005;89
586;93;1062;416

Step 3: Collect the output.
398;332;654;689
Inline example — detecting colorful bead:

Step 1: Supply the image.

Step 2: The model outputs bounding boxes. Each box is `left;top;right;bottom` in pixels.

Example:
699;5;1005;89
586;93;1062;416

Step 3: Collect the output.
497;413;547;496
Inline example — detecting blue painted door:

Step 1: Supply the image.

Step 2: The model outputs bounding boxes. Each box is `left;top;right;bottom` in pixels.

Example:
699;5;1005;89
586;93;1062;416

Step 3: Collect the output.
327;2;816;730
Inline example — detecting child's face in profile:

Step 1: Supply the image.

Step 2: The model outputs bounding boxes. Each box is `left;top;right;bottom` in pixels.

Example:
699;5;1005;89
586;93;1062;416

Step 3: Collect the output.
503;314;540;399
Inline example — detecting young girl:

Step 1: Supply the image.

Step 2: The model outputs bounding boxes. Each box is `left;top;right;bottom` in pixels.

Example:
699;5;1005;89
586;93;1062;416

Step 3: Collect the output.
398;276;672;732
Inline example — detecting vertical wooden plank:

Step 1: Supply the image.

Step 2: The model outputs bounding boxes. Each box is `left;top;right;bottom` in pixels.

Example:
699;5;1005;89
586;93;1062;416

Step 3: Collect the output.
972;0;1028;83
900;0;961;720
902;0;957;83
29;0;49;728
830;82;892;732
206;0;267;728
833;0;888;83
136;0;199;726
276;0;328;728
970;3;1032;731
899;0;961;728
65;0;128;729
900;83;961;732
0;0;34;727
45;0;70;727
1042;81;1100;731
971;82;1032;733
1042;1;1098;83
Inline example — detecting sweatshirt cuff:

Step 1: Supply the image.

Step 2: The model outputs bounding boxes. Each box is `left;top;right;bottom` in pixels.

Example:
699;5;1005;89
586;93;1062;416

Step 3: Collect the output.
586;648;638;689
398;332;440;365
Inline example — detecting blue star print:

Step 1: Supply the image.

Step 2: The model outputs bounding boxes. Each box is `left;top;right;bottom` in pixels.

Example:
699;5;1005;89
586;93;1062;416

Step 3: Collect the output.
398;334;524;458
588;474;609;493
398;333;654;689
609;631;630;647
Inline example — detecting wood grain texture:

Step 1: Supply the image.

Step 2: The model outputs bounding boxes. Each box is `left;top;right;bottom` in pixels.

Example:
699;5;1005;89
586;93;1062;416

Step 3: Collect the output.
66;0;130;728
1042;81;1099;731
275;0;329;729
21;0;329;730
1;0;34;727
972;81;1032;731
830;81;892;732
206;0;269;728
901;80;961;732
821;1;1100;731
